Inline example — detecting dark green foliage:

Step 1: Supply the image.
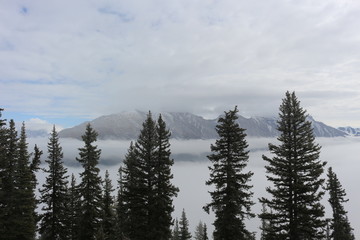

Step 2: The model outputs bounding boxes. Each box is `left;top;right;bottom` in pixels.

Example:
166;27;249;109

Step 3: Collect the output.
0;109;6;239
326;167;355;240
204;106;254;240
260;91;327;239
76;123;103;240
171;218;180;240
102;170;116;240
203;224;208;240
115;166;126;240
179;209;191;240
152;114;179;239
39;126;69;240
13;123;38;240
121;112;178;240
67;174;81;240
0;119;18;240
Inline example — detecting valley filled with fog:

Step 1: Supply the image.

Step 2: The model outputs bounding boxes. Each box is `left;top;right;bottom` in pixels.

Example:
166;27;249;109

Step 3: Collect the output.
29;136;360;238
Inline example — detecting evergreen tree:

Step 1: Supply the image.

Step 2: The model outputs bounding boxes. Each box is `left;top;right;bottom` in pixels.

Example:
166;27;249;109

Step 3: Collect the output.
39;126;69;240
171;218;180;240
115;166;126;240
121;141;147;240
152;114;179;239
1;120;19;240
0;108;5;239
13;122;38;239
67;174;81;240
179;209;191;240
121;112;178;240
260;91;327;239
76;123;103;240
326;167;355;240
102;170;116;240
204;106;254;240
194;220;204;240
203;223;209;240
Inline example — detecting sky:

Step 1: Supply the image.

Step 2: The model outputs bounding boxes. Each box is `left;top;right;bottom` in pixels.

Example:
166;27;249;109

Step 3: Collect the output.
1;0;360;128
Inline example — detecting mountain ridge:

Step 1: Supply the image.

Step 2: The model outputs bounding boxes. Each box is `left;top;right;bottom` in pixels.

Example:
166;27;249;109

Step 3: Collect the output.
58;111;347;139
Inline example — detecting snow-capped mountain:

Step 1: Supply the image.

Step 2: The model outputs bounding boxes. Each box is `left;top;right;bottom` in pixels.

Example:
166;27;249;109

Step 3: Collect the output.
337;126;360;136
58;111;346;140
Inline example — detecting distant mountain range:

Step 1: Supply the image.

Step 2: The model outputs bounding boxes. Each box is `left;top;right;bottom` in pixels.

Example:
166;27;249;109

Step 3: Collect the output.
58;111;347;140
337;126;360;136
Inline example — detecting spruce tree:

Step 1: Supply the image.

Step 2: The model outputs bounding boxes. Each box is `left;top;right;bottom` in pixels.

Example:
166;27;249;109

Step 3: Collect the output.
67;174;81;240
76;123;103;240
260;91;327;239
121;112;178;240
194;220;204;240
0;109;5;239
39;126;69;240
204;106;254;240
1;120;19;240
171;218;180;240
121;141;147;240
152;114;179;239
115;166;126;240
179;209;191;240
102;170;116;240
203;223;209;240
326;167;355;240
13;123;38;239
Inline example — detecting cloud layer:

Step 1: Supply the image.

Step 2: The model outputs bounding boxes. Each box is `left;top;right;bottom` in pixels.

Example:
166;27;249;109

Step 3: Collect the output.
1;0;360;126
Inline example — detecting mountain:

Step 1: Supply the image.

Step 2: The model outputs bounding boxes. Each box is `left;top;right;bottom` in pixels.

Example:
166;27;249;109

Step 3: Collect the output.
337;126;360;136
58;111;346;140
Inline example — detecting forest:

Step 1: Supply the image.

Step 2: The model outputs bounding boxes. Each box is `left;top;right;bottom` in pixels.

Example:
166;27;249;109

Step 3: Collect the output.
0;91;355;240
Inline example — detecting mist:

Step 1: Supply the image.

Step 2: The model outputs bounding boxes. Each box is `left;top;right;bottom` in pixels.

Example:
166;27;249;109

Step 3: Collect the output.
29;136;360;238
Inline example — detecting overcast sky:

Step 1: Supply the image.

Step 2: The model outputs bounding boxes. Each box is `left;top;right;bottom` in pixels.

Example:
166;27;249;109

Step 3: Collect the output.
1;0;360;128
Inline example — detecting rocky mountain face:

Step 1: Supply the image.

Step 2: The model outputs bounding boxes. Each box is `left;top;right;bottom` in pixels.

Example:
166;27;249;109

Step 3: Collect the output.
58;111;346;140
337;126;360;136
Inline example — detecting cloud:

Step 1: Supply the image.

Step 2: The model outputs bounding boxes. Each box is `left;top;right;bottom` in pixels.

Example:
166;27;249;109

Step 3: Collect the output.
1;0;360;126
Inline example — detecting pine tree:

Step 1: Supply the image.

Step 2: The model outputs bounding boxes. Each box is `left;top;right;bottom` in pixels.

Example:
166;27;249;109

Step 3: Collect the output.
39;126;69;240
121;141;147;240
179;209;191;240
121;112;178;240
203;223;209;240
76;123;103;240
260;91;327;239
102;170;116;240
1;120;19;240
171;218;180;240
194;220;204;240
67;174;81;240
115;166;126;240
13;122;38;239
0;108;5;239
152;114;179;239
204;106;254;240
326;167;355;240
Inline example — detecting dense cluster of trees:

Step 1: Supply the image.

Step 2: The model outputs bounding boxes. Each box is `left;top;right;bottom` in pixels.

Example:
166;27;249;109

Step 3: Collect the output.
0;91;356;240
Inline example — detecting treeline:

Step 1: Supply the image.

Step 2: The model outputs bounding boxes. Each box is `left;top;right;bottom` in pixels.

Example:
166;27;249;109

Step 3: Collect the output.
0;91;355;240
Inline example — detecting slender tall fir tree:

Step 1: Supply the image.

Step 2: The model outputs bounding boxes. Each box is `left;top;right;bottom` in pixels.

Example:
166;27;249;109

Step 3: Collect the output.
121;112;178;240
179;209;191;240
39;126;69;240
204;106;254;240
0;108;6;239
67;174;81;240
260;91;327;239
326;167;355;240
76;123;103;240
116;166;126;240
13;123;38;240
102;170;116;240
171;218;180;240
